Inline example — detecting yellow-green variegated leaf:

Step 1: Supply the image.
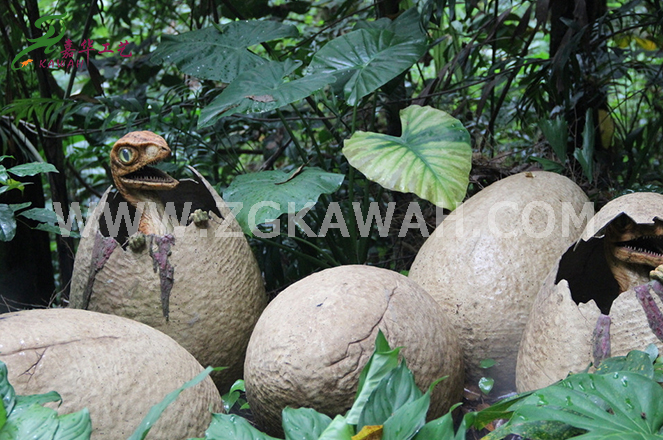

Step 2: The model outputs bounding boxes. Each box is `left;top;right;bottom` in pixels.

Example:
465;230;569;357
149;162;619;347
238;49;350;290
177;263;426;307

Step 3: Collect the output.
343;105;471;209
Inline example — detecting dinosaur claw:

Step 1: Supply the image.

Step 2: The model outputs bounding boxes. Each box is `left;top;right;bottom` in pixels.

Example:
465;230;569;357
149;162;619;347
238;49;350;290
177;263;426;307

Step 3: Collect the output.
128;232;146;252
649;265;663;284
189;209;209;227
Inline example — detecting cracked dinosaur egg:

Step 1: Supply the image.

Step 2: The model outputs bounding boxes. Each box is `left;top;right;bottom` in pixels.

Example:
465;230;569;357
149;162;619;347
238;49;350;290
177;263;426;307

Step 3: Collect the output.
516;192;663;392
409;171;591;394
243;265;463;436
0;308;221;440
69;167;267;391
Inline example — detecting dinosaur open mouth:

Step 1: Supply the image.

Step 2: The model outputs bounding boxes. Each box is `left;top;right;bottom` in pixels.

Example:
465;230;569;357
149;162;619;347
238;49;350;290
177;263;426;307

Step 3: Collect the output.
121;165;178;188
614;235;663;266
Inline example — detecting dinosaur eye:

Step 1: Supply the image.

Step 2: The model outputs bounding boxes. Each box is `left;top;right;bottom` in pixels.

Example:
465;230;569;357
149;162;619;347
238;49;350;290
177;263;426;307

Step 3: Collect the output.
118;147;134;164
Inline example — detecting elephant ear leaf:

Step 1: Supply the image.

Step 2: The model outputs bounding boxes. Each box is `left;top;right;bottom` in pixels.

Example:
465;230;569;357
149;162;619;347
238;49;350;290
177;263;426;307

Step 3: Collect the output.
150;21;298;83
342;105;472;210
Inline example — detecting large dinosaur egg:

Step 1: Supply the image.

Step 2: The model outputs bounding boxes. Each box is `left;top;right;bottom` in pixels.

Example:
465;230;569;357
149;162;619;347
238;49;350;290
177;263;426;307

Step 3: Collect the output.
0;308;221;440
70;168;267;391
409;171;591;393
516;192;663;392
244;265;463;436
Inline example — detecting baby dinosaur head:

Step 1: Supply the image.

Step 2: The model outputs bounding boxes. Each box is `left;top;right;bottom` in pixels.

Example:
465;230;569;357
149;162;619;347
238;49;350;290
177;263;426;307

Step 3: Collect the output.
606;215;663;267
110;131;179;205
604;215;663;292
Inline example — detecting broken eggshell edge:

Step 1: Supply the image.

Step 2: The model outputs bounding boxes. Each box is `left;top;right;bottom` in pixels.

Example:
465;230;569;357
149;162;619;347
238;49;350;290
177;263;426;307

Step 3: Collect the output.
69;166;267;391
516;192;663;392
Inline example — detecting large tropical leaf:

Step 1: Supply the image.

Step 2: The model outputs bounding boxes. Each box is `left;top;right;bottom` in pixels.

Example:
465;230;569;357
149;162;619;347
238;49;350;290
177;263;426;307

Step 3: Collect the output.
485;371;663;440
222;167;344;236
198;59;333;127
342;105;471;209
308;24;427;105
150;21;298;83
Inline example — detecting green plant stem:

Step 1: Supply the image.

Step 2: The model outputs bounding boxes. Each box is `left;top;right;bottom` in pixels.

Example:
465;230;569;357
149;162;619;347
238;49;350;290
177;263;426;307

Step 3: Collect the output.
346;105;360;263
288;235;341;266
290;103;324;165
277;109;308;163
255;236;333;269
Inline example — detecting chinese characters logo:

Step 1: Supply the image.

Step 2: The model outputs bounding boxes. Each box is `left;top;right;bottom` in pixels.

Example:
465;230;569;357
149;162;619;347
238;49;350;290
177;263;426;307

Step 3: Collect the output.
12;13;133;70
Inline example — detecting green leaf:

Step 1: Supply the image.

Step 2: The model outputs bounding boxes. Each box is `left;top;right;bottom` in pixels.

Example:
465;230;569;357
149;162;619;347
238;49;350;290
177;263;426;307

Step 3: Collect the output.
528;157;566;173
8;202;31;212
478;377;495;394
317;415;354;440
150;21;298;82
485;372;663;440
358;362;423;429
34;223;80;238
0;362;16;421
595;350;655;379
7;162;58;177
355;8;425;40
0;204;17;242
2;402;59;439
0;385;91;440
222;167;344;236
356;331;392;395
198;59;333;126
346;332;401;425
381;389;431;440
309;28;427;105
52;409;92;440
0;165;8;182
14;207;77;237
18;207;59;224
222;380;246;412
343;105;471;209
127;366;220;440
472;392;530;430
282;407;332;440
483;419;585;440
204;413;281;440
413;403;463;440
539;117;568;162
479;359;497;369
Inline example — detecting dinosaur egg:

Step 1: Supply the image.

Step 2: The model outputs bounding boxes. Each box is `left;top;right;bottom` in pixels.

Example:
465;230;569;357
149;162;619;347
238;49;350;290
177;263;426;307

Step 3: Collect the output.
409;171;591;393
516;192;663;392
70;167;267;391
244;265;463;436
0;308;221;440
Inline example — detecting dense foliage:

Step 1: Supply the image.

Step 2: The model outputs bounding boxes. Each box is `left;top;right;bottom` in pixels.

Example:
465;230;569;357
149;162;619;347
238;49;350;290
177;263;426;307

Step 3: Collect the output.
1;0;662;306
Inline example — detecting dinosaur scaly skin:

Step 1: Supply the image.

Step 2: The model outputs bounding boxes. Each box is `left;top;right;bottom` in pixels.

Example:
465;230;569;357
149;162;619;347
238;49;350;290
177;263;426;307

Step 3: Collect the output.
110;131;179;235
604;216;663;292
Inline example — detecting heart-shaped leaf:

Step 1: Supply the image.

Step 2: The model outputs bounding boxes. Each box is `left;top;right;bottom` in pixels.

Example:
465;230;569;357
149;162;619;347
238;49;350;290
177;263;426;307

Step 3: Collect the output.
343;105;471;209
150;21;298;82
198;59;333;127
222;167;344;236
308;24;426;105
